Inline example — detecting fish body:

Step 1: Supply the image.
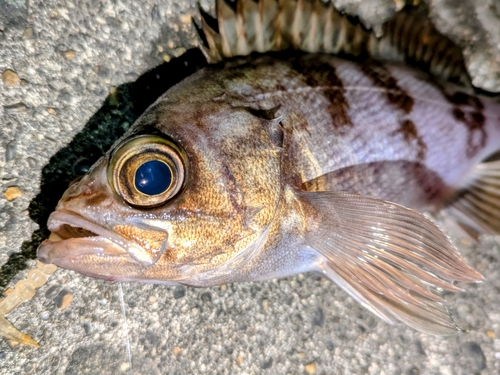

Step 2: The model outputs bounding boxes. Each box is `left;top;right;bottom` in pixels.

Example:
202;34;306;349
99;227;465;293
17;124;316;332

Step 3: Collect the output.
37;0;500;334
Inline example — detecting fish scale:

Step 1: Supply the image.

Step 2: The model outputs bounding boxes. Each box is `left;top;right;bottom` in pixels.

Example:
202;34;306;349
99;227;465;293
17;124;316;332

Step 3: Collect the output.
209;54;500;191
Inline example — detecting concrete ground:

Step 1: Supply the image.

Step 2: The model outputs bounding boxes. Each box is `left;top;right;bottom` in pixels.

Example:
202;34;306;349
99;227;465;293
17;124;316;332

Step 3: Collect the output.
1;0;500;374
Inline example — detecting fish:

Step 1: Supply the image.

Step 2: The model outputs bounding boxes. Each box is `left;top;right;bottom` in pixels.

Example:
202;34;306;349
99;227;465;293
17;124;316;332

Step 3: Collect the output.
36;0;500;335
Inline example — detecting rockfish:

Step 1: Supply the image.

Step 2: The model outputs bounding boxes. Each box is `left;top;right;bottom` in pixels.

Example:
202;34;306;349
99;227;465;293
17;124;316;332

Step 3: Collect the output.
37;0;500;334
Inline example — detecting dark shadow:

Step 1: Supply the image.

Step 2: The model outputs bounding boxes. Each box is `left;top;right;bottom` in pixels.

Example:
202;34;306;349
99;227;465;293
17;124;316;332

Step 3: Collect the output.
0;48;207;293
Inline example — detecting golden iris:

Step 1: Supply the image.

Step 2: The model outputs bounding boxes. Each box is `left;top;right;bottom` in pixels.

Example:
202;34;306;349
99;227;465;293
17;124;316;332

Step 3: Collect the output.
108;135;187;207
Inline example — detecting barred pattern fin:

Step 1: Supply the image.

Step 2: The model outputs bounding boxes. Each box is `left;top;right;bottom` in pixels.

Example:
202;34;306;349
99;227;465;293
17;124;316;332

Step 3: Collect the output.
372;6;471;86
447;160;500;234
195;0;471;86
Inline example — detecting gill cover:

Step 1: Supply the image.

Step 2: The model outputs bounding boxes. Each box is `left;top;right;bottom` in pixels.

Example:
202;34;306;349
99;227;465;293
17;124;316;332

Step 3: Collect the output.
108;135;187;208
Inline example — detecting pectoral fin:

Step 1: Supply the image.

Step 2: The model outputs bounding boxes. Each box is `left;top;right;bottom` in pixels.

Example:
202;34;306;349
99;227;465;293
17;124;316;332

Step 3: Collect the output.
298;190;482;335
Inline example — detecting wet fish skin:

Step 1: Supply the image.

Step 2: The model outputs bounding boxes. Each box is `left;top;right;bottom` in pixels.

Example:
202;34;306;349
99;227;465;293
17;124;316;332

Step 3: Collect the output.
40;92;283;284
37;51;500;334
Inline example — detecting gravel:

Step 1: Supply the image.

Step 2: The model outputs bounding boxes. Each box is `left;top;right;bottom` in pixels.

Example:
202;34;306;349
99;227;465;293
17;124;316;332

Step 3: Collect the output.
1;0;499;374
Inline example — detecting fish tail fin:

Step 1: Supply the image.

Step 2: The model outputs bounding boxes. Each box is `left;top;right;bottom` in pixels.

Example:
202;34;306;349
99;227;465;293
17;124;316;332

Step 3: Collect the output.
299;190;482;335
447;158;500;235
195;0;470;85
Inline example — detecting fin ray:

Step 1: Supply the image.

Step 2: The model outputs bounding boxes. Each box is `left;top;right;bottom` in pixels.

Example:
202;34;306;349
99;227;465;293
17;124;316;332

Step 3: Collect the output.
448;160;500;234
299;190;481;335
195;0;470;85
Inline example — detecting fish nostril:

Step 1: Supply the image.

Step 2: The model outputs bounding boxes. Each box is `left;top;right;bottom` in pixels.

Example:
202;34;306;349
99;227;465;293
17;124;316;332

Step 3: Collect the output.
60;181;94;203
81;185;93;195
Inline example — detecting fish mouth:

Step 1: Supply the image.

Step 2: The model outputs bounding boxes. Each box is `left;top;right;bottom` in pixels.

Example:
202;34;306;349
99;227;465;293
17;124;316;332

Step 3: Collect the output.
37;210;133;265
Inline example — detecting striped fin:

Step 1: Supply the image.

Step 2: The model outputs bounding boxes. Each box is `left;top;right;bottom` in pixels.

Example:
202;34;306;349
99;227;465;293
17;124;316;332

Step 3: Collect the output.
195;0;471;86
375;5;471;86
447;160;500;234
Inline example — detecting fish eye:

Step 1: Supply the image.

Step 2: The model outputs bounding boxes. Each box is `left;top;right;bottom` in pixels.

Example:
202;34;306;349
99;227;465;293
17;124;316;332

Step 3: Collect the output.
135;160;172;195
108;135;187;208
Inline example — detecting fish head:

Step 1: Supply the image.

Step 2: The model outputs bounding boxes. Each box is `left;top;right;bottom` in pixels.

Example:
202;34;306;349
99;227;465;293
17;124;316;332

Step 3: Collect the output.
37;97;283;285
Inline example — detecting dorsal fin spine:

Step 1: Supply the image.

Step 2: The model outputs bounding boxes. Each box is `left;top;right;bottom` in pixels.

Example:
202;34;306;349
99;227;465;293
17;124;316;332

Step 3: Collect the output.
196;0;470;86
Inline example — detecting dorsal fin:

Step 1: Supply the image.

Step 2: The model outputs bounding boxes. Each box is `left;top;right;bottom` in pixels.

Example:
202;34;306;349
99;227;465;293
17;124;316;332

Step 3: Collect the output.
373;5;471;86
195;0;471;86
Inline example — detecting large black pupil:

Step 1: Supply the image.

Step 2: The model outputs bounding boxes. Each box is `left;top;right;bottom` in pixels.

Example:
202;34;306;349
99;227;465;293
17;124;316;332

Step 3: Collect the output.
135;160;172;196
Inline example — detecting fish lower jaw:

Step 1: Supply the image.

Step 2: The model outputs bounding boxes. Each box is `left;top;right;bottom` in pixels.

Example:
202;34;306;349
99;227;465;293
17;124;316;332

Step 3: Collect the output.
37;235;129;264
37;210;132;265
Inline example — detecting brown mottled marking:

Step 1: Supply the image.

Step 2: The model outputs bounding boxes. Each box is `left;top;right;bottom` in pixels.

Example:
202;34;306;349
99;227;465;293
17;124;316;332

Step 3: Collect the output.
392;119;427;160
446;90;486;158
289;58;353;130
431;83;487;159
84;192;108;207
448;92;484;110
452;107;487;158
354;61;425;159
219;163;243;213
360;61;414;114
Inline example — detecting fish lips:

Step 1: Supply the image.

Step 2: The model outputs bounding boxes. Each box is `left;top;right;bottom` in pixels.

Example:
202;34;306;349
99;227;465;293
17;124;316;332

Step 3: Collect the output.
37;210;159;269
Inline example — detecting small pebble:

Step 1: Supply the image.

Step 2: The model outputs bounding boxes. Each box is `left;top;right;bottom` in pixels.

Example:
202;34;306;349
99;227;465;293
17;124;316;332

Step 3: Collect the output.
2;69;20;87
40;311;50;321
64;50;75;60
305;363;316;374
27;157;37;168
173;286;186;299
119;362;130;372
5;141;16;162
149;295;157;304
261;357;273;369
58;293;73;310
294;352;305;360
173;346;183;357
463;342;487;371
173;47;186;57
4;102;27;113
261;299;269;310
179;14;191;24
22;27;34;40
108;87;119;106
487;331;496;338
4;186;22;201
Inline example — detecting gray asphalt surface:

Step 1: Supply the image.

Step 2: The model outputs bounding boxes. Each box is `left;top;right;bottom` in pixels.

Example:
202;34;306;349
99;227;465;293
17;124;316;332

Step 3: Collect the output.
1;0;500;374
